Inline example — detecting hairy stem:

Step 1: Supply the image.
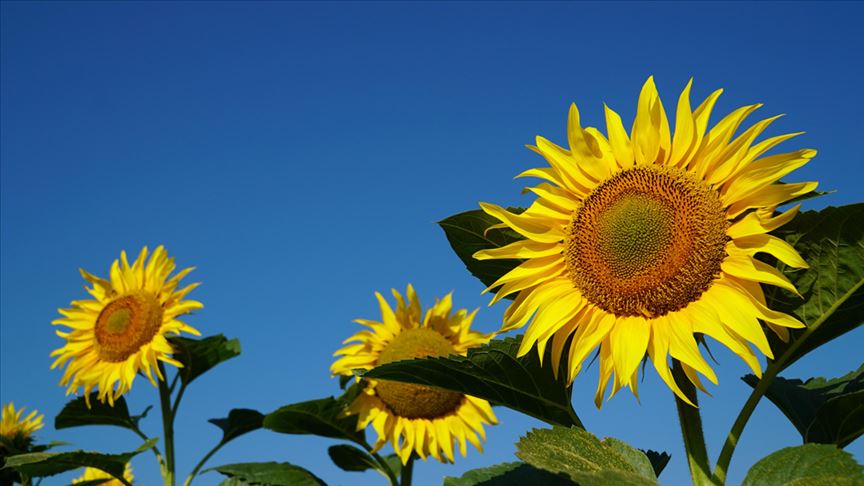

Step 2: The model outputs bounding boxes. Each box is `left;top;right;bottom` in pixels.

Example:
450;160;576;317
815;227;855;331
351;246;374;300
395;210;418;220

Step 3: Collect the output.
673;360;714;486
400;455;414;486
158;363;176;486
182;441;225;486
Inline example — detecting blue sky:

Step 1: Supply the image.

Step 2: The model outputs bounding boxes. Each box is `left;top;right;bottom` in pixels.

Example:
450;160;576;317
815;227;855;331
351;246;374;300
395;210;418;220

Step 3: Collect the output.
1;2;862;485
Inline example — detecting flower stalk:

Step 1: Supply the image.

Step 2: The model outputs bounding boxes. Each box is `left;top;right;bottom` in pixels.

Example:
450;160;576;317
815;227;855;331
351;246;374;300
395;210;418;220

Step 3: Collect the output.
672;360;714;486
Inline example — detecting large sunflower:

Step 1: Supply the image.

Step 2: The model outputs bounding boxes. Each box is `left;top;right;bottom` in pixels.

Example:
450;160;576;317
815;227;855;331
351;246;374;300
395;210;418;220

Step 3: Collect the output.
0;403;43;443
72;464;134;485
475;77;814;407
51;246;202;405
331;285;498;464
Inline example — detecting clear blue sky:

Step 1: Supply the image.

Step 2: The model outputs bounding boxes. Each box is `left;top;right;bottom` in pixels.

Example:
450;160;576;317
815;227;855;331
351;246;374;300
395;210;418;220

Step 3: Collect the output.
1;2;862;485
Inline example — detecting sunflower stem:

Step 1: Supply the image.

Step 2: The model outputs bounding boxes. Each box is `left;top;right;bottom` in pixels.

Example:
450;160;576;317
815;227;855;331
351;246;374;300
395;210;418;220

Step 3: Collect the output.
132;425;166;470
183;441;225;486
672;360;714;486
158;362;176;486
400;455;414;486
711;277;863;484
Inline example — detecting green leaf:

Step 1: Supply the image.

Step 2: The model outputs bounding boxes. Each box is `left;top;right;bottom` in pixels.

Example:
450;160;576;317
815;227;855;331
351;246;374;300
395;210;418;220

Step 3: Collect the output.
206;462;326;486
744;366;863;447
263;397;366;446
515;427;659;486
54;394;150;432
641;450;671;478
169;334;242;385
742;444;864;485
438;208;525;290
360;335;581;427
209;409;265;444
765;203;864;369
2;438;156;482
444;462;575;485
338;375;352;390
327;445;378;472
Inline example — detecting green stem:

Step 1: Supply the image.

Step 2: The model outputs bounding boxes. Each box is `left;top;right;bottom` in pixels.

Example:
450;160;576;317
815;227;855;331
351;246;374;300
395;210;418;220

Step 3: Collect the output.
171;381;188;418
182;441;226;486
132;426;165;469
158;363;176;486
711;277;863;485
672;360;713;486
400;455;414;486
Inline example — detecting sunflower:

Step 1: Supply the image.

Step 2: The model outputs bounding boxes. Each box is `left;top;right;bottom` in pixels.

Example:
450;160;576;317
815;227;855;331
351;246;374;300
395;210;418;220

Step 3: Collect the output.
72;463;134;485
51;246;202;406
0;403;44;443
331;285;498;464
475;77;814;407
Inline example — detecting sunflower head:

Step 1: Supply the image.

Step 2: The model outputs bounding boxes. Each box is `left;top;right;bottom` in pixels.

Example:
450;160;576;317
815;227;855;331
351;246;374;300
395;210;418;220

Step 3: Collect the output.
475;77;814;407
72;463;134;485
331;285;498;464
51;246;203;406
0;402;44;450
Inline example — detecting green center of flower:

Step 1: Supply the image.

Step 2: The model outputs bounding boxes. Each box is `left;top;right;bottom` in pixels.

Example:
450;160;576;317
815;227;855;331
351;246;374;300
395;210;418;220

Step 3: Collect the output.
374;328;464;419
597;194;675;278
566;166;728;318
95;291;164;362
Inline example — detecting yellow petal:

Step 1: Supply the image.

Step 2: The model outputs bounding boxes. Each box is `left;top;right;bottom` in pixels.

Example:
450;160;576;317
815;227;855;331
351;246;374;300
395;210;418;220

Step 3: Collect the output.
604;104;634;168
479;202;564;243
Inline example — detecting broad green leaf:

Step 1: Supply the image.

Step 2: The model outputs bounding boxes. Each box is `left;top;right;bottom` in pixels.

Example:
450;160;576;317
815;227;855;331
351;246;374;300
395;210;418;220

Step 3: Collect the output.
765;204;864;369
444;461;575;485
2;438;156;482
206;462;325;486
641;450;671;478
516;427;659;486
209;409;265;444
327;445;379;472
71;480;112;486
55;394;150;432
438;208;525;290
169;334;242;385
263;397;366;446
743;365;863;447
361;335;582;427
742;444;864;485
603;438;656;479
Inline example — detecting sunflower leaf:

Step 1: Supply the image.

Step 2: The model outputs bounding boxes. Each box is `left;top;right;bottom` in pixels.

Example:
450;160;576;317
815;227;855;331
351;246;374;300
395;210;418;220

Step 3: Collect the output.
359;335;582;427
209;409;265;445
764;203;864;369
327;444;390;476
515;427;659;485
641;450;672;478
263;397;367;447
205;462;326;486
1;438;156;482
741;444;864;485
54;394;149;432
743;365;864;448
169;334;242;385
438;208;526;291
443;461;576;485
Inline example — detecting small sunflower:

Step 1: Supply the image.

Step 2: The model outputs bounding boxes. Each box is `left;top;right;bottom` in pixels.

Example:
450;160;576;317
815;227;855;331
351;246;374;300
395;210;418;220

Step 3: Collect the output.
0;402;44;443
332;285;498;464
72;463;134;485
476;77;814;406
51;246;202;405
